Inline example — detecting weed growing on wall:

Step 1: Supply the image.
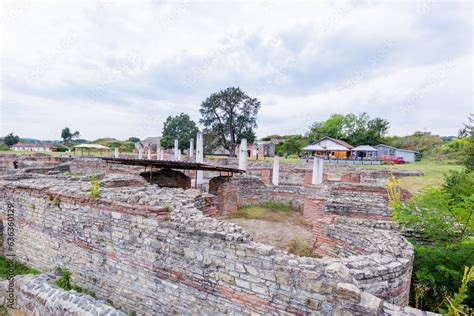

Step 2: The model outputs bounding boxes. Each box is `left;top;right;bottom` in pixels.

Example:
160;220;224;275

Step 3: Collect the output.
56;268;96;298
287;237;317;258
440;266;474;315
0;256;39;280
90;176;100;198
386;165;401;210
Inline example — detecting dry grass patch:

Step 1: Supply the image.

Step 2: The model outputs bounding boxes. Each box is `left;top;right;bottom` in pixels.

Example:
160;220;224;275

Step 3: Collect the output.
223;202;316;257
287;237;318;258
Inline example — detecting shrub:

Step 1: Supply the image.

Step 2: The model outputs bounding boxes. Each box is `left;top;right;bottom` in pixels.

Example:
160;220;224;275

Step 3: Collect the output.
392;169;474;311
55;268;96;298
90;176;100;198
0;144;9;151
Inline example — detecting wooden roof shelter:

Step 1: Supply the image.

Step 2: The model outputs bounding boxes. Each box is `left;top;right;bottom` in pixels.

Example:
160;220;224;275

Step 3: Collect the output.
101;157;244;174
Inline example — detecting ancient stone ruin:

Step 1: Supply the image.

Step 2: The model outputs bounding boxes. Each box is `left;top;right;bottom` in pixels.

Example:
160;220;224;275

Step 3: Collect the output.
0;153;436;315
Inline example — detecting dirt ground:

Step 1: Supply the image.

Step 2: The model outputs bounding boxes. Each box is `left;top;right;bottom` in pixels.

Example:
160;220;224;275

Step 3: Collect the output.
225;218;313;252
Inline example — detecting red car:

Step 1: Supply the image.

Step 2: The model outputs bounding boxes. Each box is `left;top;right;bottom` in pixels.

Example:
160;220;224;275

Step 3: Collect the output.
383;157;406;164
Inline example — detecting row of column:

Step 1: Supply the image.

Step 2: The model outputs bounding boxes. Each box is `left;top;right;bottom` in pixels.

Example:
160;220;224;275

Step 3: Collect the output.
116;135;324;187
237;140;323;186
116;135;203;163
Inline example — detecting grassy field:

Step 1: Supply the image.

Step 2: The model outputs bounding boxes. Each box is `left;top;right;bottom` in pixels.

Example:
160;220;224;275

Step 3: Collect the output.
0;150;115;157
225;202;306;225
360;159;464;193
0;150;66;157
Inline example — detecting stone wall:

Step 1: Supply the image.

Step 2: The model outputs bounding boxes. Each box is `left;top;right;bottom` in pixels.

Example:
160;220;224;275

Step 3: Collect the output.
216;175;414;306
0;175;432;315
0;273;125;315
217;175;322;210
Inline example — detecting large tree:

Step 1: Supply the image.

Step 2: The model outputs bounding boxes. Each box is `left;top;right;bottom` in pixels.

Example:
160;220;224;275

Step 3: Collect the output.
161;113;199;150
61;127;80;143
307;113;389;146
3;133;20;146
199;87;261;156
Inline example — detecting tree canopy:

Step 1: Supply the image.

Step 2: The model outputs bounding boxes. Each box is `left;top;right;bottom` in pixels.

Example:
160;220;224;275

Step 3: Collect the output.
161;113;199;150
128;137;140;143
307;113;389;146
199;87;260;156
61;127;80;143
3;133;20;146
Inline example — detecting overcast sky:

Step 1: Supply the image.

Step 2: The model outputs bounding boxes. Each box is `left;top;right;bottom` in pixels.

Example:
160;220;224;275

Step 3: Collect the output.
1;1;472;141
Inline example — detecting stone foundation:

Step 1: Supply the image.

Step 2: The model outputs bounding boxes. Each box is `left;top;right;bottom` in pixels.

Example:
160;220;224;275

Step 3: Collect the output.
0;274;125;315
0;173;433;315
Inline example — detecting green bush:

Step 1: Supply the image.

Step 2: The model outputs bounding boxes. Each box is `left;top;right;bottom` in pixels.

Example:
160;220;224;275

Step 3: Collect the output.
91;138;135;152
393;169;474;311
0;144;9;151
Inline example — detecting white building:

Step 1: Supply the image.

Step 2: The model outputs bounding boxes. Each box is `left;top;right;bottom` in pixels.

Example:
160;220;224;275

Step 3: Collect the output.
374;144;418;163
10;142;58;152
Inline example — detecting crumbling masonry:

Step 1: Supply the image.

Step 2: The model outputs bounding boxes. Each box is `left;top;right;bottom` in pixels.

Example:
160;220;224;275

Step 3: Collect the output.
0;154;435;315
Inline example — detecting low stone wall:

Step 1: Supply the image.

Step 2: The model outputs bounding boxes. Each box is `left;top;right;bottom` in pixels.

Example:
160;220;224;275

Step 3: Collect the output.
217;175;323;210
0;153;61;171
0;273;125;315
214;159;423;187
217;175;414;306
334;218;413;307
0;175;431;315
324;183;392;219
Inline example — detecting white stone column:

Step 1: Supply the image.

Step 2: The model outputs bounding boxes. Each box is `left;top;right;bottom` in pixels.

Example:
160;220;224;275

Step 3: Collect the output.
177;150;181;161
312;157;324;185
156;138;161;160
272;155;280;186
238;139;248;171
160;150;164;160
174;139;179;160
189;139;194;159
147;148;151;160
114;147;119;158
196;132;204;185
138;147;143;159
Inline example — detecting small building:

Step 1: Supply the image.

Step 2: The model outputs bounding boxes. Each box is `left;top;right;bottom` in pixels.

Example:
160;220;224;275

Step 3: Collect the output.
10;142;58;152
255;140;276;158
141;137;161;152
304;137;354;159
374;144;418;163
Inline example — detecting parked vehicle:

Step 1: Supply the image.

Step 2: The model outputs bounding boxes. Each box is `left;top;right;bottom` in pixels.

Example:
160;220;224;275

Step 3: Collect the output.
383;157;406;164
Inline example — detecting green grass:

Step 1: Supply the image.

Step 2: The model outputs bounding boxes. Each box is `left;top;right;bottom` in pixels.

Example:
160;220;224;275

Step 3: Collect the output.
0;150;66;157
248;156;303;164
56;267;96;297
0;256;40;281
359;159;464;193
226;202;306;225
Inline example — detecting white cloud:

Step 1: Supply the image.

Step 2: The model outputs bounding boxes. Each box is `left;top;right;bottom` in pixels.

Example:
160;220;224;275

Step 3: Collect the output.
1;0;472;140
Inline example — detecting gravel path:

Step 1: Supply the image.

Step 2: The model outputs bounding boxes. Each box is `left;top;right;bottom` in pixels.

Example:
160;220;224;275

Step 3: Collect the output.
225;218;313;251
